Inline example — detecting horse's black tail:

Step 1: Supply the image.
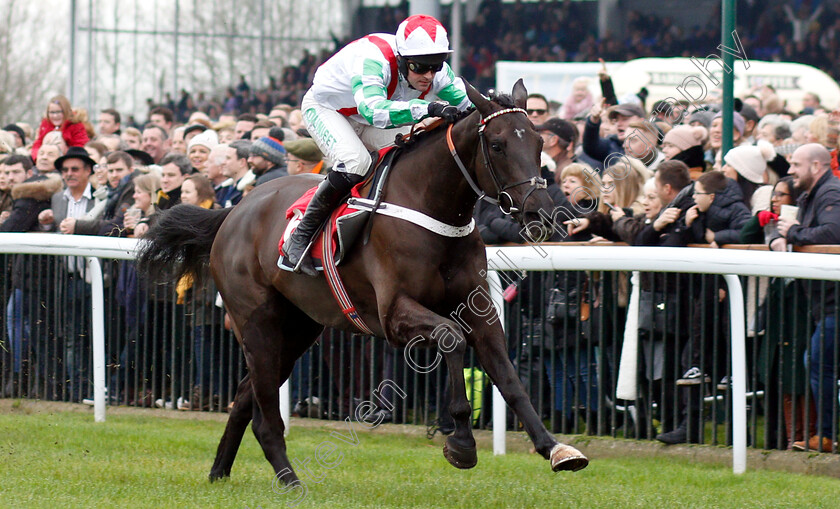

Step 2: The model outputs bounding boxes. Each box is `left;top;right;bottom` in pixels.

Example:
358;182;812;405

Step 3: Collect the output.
136;204;233;284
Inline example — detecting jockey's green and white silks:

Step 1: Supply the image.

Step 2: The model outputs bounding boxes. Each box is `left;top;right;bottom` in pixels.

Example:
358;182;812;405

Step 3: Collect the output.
309;33;469;129
302;92;406;176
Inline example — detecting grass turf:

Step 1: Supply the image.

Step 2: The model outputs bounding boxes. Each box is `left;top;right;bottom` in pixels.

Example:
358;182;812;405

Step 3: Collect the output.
1;403;839;509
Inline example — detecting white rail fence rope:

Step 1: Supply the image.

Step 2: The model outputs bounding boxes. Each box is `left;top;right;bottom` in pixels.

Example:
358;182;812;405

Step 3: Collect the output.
4;234;840;474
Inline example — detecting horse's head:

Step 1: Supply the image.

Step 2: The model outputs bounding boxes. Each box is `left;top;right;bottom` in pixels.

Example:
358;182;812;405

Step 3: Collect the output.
465;79;556;242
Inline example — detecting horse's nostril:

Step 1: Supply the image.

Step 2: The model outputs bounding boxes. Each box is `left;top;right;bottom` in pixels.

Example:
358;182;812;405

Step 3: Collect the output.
526;222;549;243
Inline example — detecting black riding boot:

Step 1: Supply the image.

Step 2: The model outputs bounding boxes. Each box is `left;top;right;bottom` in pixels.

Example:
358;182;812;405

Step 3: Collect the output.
284;171;364;276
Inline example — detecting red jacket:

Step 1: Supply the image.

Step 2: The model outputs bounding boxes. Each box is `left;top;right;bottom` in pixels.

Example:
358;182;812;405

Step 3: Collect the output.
30;117;90;162
831;149;840;180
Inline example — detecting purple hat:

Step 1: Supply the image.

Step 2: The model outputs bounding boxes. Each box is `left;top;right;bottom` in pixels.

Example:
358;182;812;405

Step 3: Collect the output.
712;111;745;136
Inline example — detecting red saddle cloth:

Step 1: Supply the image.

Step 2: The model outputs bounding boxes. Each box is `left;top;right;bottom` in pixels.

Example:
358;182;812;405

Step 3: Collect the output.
277;183;363;263
277;146;395;264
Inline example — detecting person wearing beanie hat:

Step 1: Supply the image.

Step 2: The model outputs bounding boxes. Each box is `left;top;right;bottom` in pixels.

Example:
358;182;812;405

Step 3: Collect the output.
662;125;708;179
688;110;714;129
248;135;288;185
723;140;776;212
188;128;219;152
188;129;219;174
710;111;745;146
285;138;327;175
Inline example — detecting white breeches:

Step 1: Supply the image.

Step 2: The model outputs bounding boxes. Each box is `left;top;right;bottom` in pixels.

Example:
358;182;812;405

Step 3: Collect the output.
301;90;410;175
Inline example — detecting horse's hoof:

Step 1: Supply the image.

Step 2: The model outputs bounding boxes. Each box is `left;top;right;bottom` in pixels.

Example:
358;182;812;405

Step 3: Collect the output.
208;470;229;482
271;467;300;489
443;437;477;469
550;443;589;472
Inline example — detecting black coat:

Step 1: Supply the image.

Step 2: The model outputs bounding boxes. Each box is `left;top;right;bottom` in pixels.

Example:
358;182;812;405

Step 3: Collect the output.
474;199;524;244
582;118;621;171
543;192;596;348
613;213;650;244
635;183;695;248
547;184;592;242
156;186;181;211
0;174;64;290
692;178;752;245
671;145;706;174
255;164;288;186
0;174;63;234
769;170;840;318
583;207;636;242
775;170;840;246
75;171;140;237
631;184;695;317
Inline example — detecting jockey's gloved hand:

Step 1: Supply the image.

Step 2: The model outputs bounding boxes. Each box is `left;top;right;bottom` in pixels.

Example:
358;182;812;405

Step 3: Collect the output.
427;102;460;123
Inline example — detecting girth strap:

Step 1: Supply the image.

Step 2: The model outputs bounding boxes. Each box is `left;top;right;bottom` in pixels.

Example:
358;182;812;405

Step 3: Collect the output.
321;209;375;335
347;197;475;238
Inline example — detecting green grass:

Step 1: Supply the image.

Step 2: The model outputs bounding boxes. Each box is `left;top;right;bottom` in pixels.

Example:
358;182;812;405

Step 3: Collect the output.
1;404;839;509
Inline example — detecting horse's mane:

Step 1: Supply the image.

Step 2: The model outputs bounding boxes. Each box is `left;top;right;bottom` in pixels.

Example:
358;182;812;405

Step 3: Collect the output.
396;93;516;152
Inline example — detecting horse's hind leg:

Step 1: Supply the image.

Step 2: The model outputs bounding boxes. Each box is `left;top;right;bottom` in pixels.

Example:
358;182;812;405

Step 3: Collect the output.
385;295;477;469
240;296;323;484
209;374;254;481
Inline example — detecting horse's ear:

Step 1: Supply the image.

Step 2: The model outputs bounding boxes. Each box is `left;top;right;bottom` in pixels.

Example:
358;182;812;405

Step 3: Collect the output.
512;79;528;109
464;78;492;115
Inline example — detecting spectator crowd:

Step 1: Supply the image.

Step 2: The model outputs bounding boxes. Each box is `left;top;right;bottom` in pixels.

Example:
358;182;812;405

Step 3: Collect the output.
472;54;840;452
0;93;329;411
2;1;840;456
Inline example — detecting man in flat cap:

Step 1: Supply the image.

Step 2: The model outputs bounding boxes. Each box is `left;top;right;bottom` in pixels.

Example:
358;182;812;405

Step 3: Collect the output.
285;138;327;176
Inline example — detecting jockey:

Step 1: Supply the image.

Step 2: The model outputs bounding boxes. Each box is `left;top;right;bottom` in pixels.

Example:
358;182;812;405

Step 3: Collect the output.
283;14;471;276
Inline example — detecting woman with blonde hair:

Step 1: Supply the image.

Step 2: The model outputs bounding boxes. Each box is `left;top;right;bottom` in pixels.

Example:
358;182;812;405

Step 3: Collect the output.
30;95;89;161
123;173;161;238
597;156;651;216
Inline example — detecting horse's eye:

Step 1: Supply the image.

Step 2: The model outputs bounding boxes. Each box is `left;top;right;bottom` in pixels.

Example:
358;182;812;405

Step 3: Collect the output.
490;142;503;153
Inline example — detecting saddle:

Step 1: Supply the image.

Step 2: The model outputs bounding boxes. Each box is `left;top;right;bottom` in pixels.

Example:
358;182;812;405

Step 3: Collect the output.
277;146;400;271
277;120;473;273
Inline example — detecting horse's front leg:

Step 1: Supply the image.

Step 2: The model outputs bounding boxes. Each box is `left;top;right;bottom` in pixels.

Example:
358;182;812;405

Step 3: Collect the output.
384;294;477;469
467;313;589;472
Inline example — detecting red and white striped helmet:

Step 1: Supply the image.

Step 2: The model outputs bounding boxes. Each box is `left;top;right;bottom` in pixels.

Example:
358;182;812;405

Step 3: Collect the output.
395;15;452;57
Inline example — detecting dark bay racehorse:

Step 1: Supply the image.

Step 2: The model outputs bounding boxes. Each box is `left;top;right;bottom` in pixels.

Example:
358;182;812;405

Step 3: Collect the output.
138;79;588;484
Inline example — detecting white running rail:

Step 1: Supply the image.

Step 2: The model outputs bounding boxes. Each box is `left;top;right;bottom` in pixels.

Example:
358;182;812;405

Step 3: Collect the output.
5;235;840;474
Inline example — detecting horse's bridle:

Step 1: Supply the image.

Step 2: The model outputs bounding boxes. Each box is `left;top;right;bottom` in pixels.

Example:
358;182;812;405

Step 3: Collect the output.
446;107;547;215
